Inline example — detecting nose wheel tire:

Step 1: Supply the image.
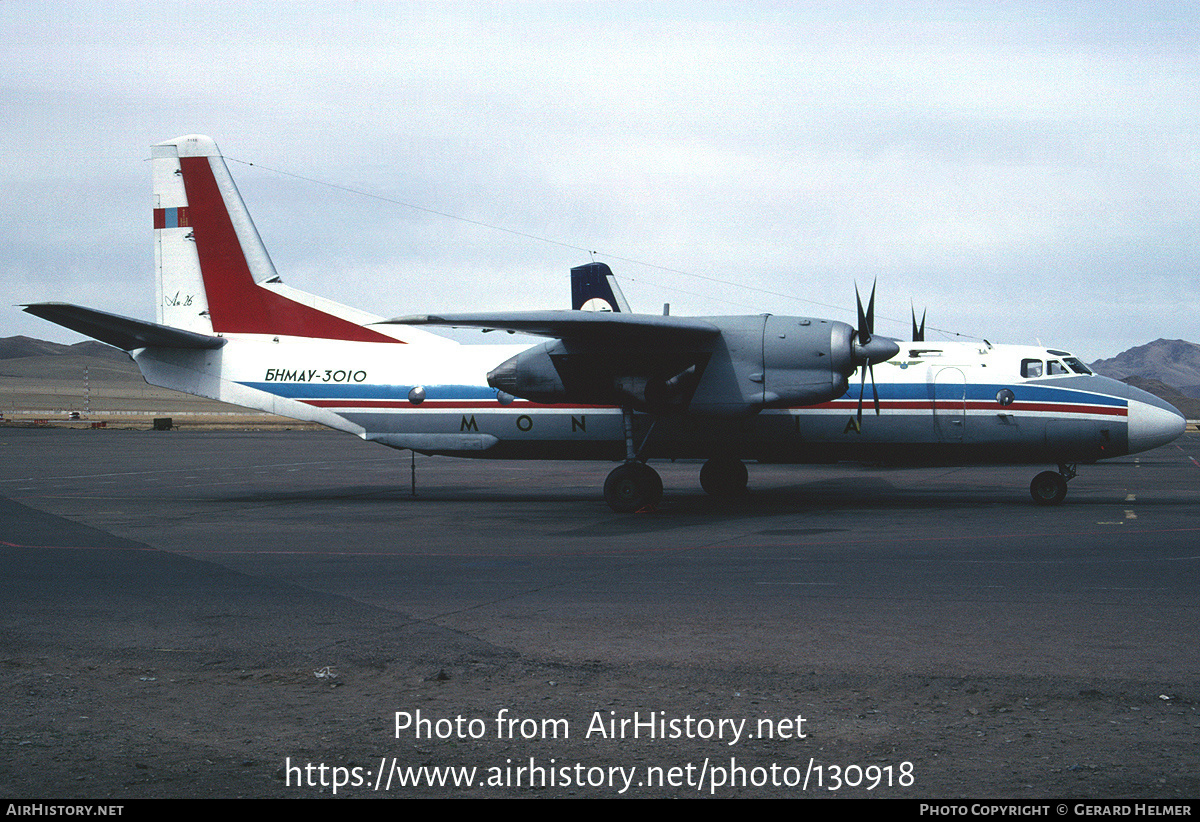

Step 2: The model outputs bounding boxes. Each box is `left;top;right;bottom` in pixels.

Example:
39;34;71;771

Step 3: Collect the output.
604;462;663;512
1030;471;1068;506
700;457;749;498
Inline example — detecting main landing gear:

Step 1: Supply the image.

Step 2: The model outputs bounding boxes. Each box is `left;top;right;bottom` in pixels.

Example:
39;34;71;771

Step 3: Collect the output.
602;409;756;512
602;458;750;512
603;411;752;512
699;456;748;499
604;405;672;513
603;462;663;513
604;407;665;513
1030;463;1076;506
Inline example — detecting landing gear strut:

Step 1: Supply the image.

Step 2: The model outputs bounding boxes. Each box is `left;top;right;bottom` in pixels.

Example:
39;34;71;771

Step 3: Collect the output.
700;457;748;498
604;407;663;512
1030;463;1076;506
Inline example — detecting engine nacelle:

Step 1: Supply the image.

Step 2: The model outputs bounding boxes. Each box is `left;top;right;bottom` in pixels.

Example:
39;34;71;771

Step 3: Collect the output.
488;339;706;410
758;316;853;408
487;340;569;403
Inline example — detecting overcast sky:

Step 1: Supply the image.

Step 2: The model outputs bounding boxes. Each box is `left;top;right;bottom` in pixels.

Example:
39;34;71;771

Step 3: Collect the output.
3;1;1197;358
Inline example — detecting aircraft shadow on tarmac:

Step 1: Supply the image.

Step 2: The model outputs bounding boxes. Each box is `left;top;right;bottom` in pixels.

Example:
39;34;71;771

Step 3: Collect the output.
211;469;1180;515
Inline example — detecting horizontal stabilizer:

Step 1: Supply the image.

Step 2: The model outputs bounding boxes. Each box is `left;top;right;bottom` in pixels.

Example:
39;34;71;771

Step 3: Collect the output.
22;303;227;351
384;310;719;343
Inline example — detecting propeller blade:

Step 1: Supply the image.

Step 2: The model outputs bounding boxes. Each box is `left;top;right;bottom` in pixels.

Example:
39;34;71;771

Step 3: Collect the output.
855;284;869;345
857;360;867;425
911;305;926;342
848;281;899;426
865;280;876;338
850;282;890;425
855;279;878;346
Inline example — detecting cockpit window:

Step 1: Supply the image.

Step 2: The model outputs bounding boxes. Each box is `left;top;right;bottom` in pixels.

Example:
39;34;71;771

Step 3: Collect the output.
1023;355;1090;379
1063;357;1092;375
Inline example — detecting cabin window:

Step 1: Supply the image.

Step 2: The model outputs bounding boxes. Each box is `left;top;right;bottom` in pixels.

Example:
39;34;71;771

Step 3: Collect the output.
1047;360;1070;375
1021;359;1043;378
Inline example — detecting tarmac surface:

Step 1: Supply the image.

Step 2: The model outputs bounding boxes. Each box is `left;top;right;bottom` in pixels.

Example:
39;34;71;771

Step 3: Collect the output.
2;427;1198;798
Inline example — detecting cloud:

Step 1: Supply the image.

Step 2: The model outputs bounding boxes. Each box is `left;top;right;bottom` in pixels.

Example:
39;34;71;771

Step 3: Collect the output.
2;2;1197;357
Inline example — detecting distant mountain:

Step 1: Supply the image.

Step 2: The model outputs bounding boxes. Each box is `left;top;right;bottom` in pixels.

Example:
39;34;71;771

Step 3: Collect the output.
0;335;69;359
1090;339;1200;399
0;335;127;362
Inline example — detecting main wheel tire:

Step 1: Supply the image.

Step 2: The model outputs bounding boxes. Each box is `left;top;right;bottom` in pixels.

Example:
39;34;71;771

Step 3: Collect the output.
1030;471;1068;506
604;462;663;512
700;457;749;498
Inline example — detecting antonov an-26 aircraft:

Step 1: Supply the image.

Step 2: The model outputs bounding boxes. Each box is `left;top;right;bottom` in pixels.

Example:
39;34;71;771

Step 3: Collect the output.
24;135;1186;511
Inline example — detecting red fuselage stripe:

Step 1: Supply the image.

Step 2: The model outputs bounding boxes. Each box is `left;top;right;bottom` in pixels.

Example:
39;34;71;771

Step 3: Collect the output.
303;400;615;409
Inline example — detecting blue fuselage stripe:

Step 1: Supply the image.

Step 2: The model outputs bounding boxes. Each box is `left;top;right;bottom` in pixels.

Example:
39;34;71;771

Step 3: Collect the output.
240;379;1127;409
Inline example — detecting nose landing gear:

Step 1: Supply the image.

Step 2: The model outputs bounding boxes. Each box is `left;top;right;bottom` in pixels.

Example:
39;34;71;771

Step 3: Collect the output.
1030;463;1076;506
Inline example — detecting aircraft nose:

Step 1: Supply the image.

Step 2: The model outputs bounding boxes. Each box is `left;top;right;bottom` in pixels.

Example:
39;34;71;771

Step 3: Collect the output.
1127;396;1186;454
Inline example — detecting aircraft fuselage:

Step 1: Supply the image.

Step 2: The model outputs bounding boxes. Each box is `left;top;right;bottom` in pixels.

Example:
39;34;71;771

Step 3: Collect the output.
131;334;1183;467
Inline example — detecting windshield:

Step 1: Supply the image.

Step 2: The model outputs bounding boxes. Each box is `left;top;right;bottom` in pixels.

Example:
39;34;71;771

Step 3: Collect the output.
1022;355;1092;379
1063;357;1092;375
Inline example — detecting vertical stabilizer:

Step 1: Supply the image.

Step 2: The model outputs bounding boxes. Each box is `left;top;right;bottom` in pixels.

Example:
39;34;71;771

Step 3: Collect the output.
571;262;631;313
151;135;397;343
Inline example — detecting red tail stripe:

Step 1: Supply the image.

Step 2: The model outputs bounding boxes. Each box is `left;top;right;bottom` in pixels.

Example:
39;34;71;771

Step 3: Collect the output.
177;156;399;343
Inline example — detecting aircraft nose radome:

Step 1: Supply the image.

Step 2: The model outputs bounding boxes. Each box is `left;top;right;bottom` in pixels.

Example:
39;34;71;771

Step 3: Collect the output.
1127;398;1186;454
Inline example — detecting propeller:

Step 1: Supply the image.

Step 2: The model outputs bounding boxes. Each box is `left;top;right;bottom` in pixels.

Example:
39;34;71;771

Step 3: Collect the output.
911;304;926;342
851;281;900;425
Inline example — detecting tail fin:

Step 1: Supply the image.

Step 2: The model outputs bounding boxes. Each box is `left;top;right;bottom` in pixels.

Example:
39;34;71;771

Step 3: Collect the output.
571;262;631;313
152;135;396;343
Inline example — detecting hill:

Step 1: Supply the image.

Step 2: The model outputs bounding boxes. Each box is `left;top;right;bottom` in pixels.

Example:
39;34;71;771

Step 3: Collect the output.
1120;376;1200;420
1089;339;1200;398
0;335;251;416
0;335;127;363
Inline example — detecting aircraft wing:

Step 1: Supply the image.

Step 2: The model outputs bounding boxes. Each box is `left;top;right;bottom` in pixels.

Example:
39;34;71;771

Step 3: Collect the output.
22;303;227;351
383;311;720;343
